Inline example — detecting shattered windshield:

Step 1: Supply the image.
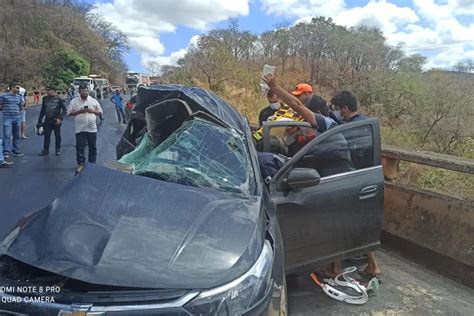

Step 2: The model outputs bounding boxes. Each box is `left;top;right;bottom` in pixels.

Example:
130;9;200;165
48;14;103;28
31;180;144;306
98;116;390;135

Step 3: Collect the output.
119;119;254;195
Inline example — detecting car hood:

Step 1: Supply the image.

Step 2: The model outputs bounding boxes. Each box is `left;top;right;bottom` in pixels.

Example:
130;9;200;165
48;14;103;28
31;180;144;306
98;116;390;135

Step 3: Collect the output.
1;164;264;289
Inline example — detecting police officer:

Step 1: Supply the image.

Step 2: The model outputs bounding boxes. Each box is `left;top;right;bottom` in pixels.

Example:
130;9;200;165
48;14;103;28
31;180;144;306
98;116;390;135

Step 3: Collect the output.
37;86;67;156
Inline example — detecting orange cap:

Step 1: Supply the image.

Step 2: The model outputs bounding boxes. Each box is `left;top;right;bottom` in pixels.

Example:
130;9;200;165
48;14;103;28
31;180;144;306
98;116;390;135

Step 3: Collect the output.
291;83;313;96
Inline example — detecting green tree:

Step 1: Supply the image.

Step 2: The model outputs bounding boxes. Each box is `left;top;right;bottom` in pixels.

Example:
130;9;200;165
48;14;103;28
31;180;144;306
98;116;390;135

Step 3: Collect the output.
42;48;90;89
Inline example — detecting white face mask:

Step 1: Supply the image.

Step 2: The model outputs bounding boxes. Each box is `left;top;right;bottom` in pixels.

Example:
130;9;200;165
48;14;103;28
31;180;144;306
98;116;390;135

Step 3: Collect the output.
334;110;343;121
270;102;281;110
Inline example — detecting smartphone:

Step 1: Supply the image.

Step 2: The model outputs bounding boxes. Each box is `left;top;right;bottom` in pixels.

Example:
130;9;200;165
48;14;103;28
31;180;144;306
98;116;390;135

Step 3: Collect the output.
84;106;88;109
260;64;276;90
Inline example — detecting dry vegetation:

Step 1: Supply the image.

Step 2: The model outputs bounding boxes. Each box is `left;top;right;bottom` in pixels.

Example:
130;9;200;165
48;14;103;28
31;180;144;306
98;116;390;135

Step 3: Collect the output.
151;18;474;200
152;18;473;158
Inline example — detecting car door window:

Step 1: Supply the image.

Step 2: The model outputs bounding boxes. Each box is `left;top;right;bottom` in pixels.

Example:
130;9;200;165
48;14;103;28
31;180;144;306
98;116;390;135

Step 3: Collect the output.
269;125;315;156
295;124;374;177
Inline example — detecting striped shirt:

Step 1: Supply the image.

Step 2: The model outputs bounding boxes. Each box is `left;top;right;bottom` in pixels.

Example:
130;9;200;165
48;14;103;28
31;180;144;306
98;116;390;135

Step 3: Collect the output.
0;93;24;117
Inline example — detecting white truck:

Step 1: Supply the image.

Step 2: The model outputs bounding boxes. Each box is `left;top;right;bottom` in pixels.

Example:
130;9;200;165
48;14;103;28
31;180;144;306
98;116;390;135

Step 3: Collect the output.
126;72;150;93
72;76;95;95
72;76;109;98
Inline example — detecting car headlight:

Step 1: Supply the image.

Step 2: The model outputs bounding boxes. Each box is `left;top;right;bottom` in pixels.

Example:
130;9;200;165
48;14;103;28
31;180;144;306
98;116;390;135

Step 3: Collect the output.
183;240;273;315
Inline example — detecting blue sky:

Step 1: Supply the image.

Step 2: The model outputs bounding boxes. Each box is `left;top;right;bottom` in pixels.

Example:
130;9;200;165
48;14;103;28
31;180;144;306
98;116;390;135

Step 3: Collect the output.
90;0;474;72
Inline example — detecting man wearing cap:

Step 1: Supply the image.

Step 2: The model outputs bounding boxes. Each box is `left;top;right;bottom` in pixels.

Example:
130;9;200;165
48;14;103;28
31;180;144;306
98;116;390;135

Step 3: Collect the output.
291;83;313;106
262;75;334;134
37;86;67;156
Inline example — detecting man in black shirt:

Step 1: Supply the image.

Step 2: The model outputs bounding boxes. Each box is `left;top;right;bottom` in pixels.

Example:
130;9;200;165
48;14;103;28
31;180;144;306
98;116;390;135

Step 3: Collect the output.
37;86;67;156
258;89;281;126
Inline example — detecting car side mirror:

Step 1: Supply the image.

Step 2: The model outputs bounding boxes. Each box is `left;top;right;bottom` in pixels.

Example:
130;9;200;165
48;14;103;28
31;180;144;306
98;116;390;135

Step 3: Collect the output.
285;168;320;189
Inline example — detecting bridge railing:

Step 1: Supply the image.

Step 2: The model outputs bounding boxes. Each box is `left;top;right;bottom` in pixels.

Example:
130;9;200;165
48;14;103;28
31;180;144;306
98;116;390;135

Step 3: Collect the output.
381;145;474;287
382;145;474;179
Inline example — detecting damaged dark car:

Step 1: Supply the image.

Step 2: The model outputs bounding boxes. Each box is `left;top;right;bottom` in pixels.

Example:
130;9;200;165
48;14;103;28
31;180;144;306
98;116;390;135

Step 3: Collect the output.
0;85;384;315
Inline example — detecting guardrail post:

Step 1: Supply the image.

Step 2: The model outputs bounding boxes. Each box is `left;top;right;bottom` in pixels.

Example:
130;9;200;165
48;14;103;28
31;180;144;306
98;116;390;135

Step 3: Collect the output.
382;156;399;181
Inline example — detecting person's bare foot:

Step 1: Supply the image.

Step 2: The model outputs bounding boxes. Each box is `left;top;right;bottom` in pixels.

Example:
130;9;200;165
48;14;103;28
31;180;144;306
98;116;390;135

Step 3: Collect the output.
363;252;381;276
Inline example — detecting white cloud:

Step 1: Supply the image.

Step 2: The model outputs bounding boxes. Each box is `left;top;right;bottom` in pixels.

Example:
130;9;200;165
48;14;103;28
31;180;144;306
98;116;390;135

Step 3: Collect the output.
93;0;249;62
389;24;440;51
449;0;474;15
142;49;188;69
425;45;474;69
94;0;474;70
412;0;452;22
142;35;201;73
263;0;474;68
129;37;165;56
260;0;346;19
334;1;419;35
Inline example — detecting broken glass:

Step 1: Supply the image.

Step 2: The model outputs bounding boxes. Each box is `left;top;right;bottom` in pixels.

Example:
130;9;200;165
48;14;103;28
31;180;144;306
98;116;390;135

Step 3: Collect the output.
119;119;253;195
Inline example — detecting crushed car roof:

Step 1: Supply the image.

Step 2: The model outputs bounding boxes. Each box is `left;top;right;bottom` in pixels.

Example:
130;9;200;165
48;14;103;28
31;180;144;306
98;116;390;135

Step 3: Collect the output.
135;84;246;132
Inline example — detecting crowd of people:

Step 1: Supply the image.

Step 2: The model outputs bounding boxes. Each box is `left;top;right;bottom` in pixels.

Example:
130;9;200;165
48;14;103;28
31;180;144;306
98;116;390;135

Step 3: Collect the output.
0;83;127;172
258;74;381;280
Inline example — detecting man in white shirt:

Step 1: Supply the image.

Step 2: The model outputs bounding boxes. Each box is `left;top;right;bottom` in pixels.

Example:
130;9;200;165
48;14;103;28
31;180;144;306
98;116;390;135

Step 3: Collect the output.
67;84;103;168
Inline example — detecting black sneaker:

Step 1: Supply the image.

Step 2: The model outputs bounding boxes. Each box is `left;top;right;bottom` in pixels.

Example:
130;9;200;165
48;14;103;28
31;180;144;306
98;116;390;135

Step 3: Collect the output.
55;149;61;155
3;152;9;159
12;152;24;157
0;161;13;168
38;150;49;156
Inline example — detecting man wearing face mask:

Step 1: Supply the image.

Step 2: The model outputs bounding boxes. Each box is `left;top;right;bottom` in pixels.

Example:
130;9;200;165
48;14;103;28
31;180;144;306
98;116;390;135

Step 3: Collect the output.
329;90;381;280
330;91;365;123
258;89;281;126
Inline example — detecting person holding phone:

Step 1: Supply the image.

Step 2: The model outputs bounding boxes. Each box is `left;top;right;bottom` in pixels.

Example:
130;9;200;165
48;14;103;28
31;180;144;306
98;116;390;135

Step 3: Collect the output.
67;84;103;169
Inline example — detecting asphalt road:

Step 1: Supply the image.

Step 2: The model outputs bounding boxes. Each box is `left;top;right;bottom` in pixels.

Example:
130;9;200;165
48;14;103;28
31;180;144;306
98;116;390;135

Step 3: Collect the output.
0;98;473;315
0;97;127;240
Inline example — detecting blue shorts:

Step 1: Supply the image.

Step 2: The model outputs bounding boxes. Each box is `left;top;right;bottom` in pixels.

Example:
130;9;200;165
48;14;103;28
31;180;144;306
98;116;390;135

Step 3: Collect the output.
21;111;26;123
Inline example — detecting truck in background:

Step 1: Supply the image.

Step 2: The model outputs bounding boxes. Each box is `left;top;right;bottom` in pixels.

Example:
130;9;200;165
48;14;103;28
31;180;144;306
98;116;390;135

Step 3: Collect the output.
91;76;110;98
72;76;95;95
72;75;109;98
126;72;150;93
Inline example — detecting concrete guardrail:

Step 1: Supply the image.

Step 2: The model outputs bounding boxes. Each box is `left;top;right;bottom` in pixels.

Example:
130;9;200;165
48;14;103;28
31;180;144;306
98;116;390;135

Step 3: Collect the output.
381;146;474;287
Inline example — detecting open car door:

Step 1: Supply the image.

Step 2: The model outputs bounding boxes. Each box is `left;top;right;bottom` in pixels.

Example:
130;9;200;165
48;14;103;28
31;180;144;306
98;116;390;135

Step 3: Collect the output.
266;118;384;273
